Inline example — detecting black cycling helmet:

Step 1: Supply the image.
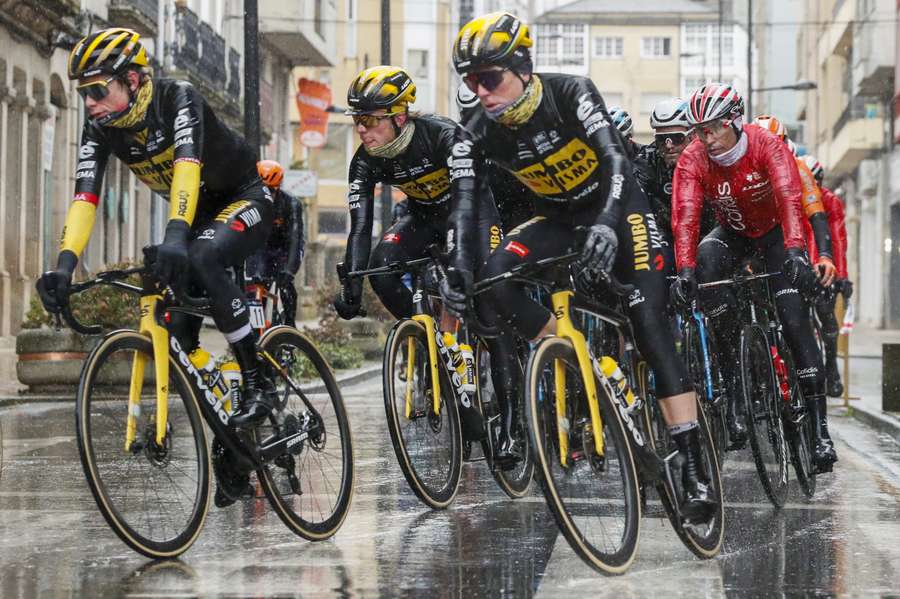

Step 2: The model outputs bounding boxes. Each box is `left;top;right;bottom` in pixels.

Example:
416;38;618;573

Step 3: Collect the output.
346;66;416;116
68;28;149;80
453;12;533;74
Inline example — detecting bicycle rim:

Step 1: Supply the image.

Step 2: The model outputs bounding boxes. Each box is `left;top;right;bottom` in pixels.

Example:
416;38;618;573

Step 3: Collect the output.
741;325;790;508
527;337;640;575
256;326;354;540
383;319;462;509
75;331;210;558
476;341;533;499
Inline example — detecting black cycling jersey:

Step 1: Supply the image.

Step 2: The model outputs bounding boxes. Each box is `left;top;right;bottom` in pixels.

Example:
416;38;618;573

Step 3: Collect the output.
449;73;632;273
73;78;258;205
267;190;305;275
344;114;456;273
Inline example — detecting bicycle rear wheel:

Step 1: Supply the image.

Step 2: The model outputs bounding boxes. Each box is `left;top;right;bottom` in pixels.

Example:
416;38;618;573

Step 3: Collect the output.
256;326;354;540
741;324;790;508
383;319;462;509
76;331;210;558
476;340;533;498
526;337;640;575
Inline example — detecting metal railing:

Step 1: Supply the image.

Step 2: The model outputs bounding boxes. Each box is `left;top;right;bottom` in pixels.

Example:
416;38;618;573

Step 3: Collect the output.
109;0;159;24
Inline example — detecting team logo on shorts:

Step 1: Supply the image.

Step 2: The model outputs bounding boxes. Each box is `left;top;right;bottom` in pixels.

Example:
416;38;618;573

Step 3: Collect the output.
505;241;529;258
383;233;401;243
230;220;246;232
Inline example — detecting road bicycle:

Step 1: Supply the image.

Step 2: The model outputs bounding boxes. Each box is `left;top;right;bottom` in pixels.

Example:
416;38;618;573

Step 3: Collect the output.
338;250;533;509
55;250;354;558
697;269;816;504
481;253;724;574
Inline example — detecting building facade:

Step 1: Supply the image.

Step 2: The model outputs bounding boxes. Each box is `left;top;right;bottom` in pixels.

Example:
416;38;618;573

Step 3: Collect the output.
796;0;895;327
533;0;748;145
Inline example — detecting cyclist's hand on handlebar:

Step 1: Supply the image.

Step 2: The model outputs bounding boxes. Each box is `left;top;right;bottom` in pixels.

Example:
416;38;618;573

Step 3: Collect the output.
783;248;817;293
815;256;836;287
152;222;190;289
670;267;698;310
440;267;472;320
333;279;362;320
36;269;73;314
579;224;618;275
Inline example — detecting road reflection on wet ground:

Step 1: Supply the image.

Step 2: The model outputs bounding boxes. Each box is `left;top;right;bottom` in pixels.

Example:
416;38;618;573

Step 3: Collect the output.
1;381;898;598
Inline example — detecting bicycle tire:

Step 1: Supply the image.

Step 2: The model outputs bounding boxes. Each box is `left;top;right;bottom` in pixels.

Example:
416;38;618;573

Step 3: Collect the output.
640;382;725;559
741;324;790;508
256;326;354;540
526;336;641;575
75;330;210;558
779;340;816;498
383;319;463;509
475;341;533;499
682;319;728;465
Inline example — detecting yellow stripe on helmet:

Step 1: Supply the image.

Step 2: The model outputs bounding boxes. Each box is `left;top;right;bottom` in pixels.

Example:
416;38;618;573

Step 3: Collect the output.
94;31;132;69
77;29;120;73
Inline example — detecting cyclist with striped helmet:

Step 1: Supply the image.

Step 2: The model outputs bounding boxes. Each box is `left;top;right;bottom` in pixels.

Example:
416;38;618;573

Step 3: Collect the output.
671;83;838;472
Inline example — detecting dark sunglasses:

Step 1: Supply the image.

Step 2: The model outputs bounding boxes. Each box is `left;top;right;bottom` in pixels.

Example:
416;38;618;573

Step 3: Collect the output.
76;76;118;102
655;132;688;148
351;113;393;129
463;69;508;93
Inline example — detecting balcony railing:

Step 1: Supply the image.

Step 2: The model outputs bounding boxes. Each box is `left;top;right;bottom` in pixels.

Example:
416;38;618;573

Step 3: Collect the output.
108;0;160;35
832;95;883;138
228;48;241;99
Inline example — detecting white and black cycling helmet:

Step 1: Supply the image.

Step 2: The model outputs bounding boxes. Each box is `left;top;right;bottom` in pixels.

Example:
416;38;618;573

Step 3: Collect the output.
650;98;690;129
686;82;744;126
608;106;634;138
456;84;479;112
804;154;825;186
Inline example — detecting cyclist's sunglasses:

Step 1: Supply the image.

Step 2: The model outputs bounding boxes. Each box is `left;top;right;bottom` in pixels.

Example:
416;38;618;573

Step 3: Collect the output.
351;113;393;129
463;69;508;92
655;132;688;148
76;76;118;102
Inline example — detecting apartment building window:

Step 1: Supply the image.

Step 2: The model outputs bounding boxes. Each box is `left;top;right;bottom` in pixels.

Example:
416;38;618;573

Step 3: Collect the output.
682;77;708;98
641;37;671;59
535;23;587;68
683;24;734;70
315;0;324;37
593;36;623;59
641;92;670;114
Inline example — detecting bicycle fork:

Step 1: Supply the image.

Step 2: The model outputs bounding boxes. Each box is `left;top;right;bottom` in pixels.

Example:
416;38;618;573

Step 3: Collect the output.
126;292;170;451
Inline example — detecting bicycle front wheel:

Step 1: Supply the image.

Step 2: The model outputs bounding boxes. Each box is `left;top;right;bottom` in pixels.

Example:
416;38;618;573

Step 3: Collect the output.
75;330;210;559
526;337;641;575
741;324;790;508
257;326;354;540
383;319;462;509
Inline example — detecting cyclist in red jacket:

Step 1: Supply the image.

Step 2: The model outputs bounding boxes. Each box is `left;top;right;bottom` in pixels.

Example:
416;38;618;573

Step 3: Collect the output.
670;83;838;473
803;155;852;396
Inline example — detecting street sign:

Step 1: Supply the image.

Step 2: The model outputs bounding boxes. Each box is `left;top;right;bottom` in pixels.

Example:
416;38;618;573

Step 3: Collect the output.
283;169;318;198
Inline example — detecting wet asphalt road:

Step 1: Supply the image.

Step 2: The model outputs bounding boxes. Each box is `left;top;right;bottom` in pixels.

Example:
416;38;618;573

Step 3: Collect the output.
1;376;899;598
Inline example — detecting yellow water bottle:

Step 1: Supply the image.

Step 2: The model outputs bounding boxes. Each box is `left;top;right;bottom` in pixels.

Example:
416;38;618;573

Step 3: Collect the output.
220;361;242;413
599;356;640;412
459;342;475;394
442;332;467;381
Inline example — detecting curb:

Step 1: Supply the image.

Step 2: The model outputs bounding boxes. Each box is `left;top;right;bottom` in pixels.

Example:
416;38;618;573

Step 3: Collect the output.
0;365;384;409
844;402;900;443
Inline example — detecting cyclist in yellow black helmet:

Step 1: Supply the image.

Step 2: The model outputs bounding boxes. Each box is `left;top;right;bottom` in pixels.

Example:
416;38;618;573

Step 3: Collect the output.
36;28;279;504
442;12;716;522
335;66;524;465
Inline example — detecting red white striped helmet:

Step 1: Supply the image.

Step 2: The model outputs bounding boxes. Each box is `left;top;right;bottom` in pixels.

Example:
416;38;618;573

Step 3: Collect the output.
686;82;744;126
803;154;824;185
753;114;786;140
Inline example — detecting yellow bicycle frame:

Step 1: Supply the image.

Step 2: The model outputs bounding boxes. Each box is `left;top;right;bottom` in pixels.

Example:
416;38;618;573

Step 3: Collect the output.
549;290;605;467
125;293;169;450
411;314;442;417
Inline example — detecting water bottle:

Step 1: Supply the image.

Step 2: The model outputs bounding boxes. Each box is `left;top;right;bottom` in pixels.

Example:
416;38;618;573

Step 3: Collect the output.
598;356;641;413
442;332;467;382
459;342;476;396
188;347;230;411
220;360;242;413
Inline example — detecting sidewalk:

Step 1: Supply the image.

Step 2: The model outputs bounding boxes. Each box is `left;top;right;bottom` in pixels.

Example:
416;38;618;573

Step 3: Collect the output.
837;325;900;442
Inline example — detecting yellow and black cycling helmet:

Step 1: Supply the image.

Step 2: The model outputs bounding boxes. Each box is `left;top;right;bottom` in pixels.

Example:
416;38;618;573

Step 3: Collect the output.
68;27;149;80
453;12;533;74
346;66;416;116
